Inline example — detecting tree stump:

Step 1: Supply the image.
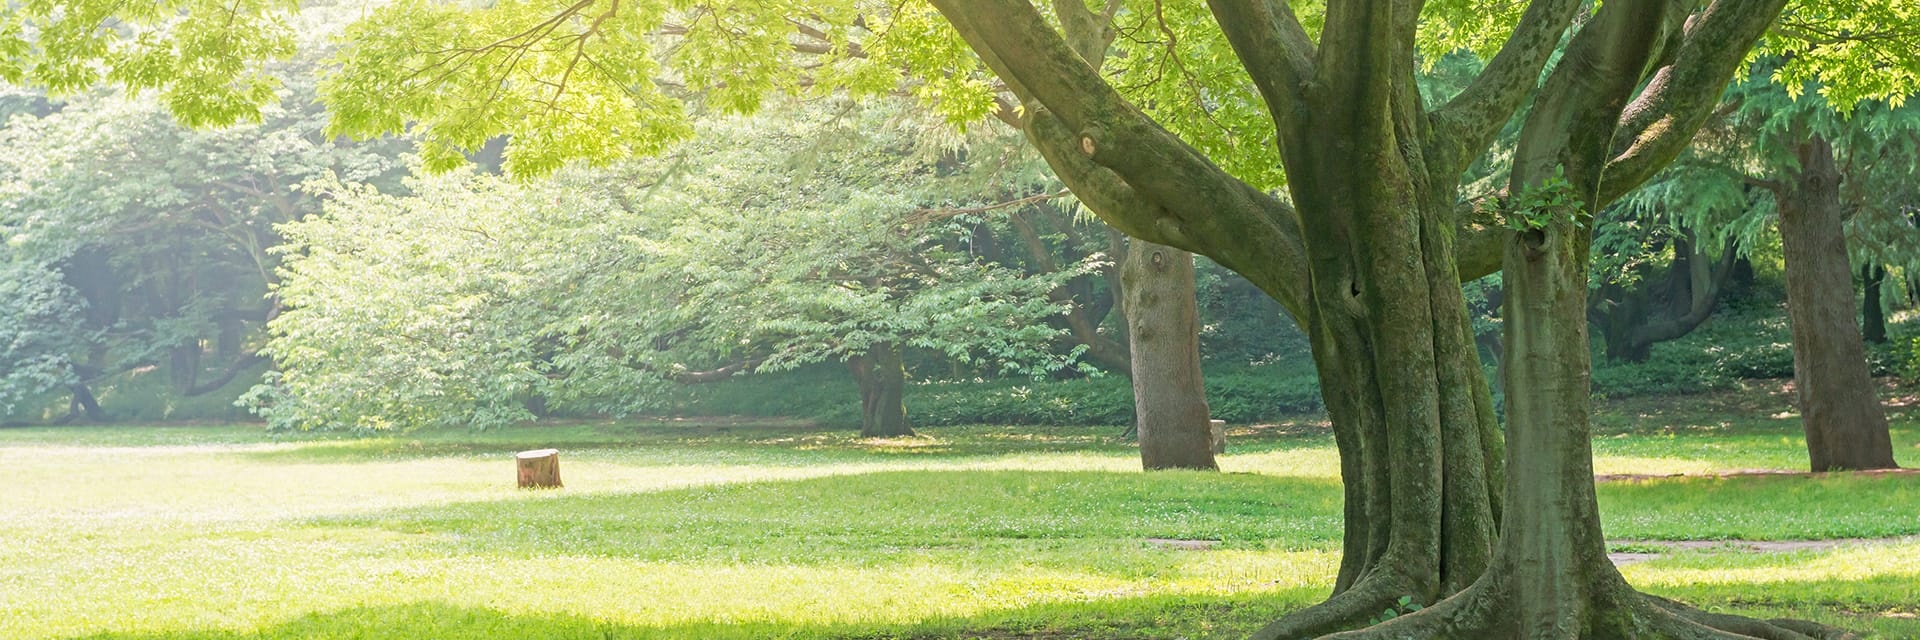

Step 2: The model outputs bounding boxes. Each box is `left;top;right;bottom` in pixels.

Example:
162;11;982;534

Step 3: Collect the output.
516;449;562;489
1210;420;1227;455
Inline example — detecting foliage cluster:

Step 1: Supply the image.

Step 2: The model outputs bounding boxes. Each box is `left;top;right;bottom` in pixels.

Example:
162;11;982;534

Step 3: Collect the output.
254;101;1095;431
0;75;404;421
667;361;1325;428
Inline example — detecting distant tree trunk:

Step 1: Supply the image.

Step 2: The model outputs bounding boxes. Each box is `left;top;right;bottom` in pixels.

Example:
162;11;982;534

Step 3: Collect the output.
58;383;108;424
1010;210;1131;371
1774;135;1899;472
1121;239;1216;471
849;342;912;437
1863;263;1887;344
217;314;244;360
1594;230;1734;363
170;343;201;393
182;353;266;397
1732;253;1756;293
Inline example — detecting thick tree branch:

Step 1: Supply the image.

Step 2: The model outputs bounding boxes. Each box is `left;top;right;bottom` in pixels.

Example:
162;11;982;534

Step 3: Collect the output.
1205;0;1315;144
904;189;1071;225
1428;0;1585;168
927;0;1313;317
183;352;268;397
1454;219;1508;282
1600;0;1790;206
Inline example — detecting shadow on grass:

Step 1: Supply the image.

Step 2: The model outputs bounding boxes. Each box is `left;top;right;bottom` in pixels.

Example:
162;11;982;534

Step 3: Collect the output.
1598;472;1920;540
229;422;1338;466
308;469;1347;567
60;591;1321;640
56;579;1920;640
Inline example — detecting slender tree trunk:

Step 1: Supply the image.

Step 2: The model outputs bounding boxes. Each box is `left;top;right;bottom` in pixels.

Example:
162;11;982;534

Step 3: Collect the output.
1776;136;1898;472
1863;264;1887;344
849;342;913;437
1122;239;1216;471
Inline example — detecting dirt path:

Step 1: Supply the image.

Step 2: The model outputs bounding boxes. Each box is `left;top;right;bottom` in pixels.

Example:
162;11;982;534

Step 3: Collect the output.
1607;536;1917;565
1596;468;1920;482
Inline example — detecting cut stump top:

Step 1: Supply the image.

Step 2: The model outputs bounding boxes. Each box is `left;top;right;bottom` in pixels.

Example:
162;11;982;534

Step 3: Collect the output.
516;449;560;459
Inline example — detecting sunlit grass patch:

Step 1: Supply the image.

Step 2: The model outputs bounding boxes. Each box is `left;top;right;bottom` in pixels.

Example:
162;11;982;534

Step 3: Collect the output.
4;395;1919;639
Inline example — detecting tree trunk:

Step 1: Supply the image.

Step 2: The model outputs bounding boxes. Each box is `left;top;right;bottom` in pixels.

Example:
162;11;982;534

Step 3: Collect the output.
1595;230;1734;363
849;342;913;437
57;383;108;424
1776;136;1898;472
1862;264;1887;344
217;313;244;360
1011;211;1132;371
171;343;202;394
1122;239;1217;471
1251;103;1503;640
515;449;562;488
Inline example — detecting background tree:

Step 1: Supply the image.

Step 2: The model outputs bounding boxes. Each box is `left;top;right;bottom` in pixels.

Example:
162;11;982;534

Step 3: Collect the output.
0;75;403;423
1724;71;1918;472
258;101;1093;435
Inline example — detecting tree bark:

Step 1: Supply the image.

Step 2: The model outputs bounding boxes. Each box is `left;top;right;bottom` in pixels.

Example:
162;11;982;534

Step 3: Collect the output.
849;342;913;437
170;343;202;394
1775;136;1899;472
1862;264;1887;344
1122;239;1217;471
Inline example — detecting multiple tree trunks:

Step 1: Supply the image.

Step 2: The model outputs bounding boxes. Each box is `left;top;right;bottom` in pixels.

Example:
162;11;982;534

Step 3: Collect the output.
1123;240;1218;471
849;342;913;438
922;0;1847;636
515;449;562;489
1774;136;1900;472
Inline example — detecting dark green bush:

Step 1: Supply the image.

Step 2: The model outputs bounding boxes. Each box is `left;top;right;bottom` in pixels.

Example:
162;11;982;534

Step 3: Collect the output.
646;302;1915;423
652;359;1326;427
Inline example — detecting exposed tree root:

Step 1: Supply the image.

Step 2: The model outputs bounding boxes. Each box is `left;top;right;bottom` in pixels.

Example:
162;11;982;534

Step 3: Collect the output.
1248;573;1420;640
1285;581;1858;640
1646;595;1859;640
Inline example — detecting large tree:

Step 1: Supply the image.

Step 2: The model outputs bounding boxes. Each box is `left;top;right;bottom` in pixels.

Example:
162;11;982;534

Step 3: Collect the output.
1627;67;1919;472
1730;75;1916;472
914;1;1897;637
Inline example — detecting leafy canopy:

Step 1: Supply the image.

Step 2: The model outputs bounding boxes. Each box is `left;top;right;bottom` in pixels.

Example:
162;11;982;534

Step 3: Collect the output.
258;99;1093;430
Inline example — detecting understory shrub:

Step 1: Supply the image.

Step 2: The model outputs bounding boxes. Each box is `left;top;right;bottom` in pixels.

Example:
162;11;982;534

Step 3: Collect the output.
657;359;1325;427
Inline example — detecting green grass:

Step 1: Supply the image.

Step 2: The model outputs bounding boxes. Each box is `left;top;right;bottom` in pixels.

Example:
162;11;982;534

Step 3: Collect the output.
2;390;1918;639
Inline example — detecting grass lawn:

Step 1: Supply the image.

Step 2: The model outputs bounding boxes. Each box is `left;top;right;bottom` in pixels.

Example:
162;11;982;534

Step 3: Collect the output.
2;387;1917;639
